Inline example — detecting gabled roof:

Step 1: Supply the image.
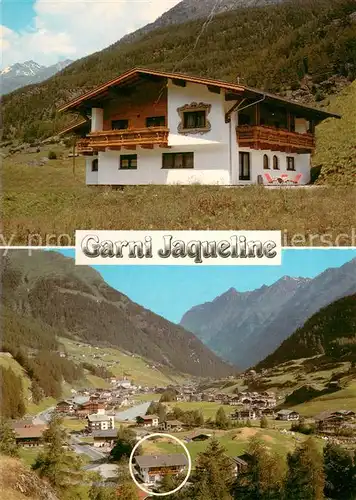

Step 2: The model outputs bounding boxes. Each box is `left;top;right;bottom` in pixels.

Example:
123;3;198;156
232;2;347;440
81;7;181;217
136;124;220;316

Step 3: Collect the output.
58;67;340;121
58;118;90;136
135;453;188;468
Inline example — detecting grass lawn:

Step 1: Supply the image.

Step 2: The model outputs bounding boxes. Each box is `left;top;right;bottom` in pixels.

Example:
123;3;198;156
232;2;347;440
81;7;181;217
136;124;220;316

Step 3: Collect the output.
62;418;87;431
2;148;356;246
27;397;57;416
167;401;235;419
151;427;320;465
18;447;40;467
61;338;185;387
291;381;356;417
133;393;160;403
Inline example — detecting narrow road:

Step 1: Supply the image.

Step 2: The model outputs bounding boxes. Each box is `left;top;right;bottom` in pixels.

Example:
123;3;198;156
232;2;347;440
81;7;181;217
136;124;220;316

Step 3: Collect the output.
70;435;106;461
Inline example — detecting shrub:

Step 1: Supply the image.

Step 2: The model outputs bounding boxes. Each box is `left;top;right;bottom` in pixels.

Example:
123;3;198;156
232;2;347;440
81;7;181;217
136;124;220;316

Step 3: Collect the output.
48;151;57;160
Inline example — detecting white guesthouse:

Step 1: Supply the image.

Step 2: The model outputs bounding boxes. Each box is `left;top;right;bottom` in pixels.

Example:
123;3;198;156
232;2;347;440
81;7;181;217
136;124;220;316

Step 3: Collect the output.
59;68;339;186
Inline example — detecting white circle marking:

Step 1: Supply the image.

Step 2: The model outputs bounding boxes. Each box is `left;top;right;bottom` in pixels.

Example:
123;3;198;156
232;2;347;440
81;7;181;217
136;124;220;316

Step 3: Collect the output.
128;432;192;497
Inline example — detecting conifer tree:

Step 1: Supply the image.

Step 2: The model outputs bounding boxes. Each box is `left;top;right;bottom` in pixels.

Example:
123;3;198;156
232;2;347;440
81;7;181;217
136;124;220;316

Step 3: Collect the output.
233;437;284;499
110;426;136;462
260;416;268;429
324;442;354;499
215;407;228;429
189;437;234;499
284;437;325;500
32;414;84;496
0;419;19;457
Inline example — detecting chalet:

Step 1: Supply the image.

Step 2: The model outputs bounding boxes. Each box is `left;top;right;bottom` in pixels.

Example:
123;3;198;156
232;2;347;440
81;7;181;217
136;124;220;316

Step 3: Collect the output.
229;396;243;406
315;410;356;433
14;424;47;447
134;453;188;485
159;420;184;432
276;410;300;421
87;413;115;431
58;68;339;187
76;401;106;417
55;400;75;414
261;408;275;418
185;432;212;442
233;409;257;421
136;414;159;428
92;429;118;448
230;454;252;476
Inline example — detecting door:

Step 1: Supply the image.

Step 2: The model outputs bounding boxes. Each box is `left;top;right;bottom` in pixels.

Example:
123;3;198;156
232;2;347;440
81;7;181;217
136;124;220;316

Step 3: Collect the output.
239;152;251;181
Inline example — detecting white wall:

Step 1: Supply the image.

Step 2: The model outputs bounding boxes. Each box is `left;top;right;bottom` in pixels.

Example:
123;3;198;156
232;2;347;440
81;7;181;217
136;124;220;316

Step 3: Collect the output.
86;156;98;185
94;145;230;185
167;80;230;146
237;149;311;185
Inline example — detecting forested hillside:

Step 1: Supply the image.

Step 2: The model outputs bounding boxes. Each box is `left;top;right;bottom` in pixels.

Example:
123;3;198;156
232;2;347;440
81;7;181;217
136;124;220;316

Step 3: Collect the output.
1;250;234;379
2;0;355;144
257;294;356;369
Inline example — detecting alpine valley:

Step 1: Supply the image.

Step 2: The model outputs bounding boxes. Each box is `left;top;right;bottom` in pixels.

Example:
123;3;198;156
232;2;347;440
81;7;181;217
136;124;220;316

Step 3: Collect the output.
180;258;356;368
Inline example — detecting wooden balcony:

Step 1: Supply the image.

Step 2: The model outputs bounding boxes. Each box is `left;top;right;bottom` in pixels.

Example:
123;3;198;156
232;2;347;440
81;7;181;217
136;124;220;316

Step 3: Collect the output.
77;127;169;154
236;125;315;153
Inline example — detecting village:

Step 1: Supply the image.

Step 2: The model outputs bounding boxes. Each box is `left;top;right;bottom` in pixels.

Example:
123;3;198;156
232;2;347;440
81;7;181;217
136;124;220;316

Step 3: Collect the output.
8;372;356;489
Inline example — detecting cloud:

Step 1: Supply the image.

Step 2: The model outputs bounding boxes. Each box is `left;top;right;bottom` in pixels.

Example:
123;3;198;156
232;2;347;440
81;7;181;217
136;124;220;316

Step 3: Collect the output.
1;0;181;68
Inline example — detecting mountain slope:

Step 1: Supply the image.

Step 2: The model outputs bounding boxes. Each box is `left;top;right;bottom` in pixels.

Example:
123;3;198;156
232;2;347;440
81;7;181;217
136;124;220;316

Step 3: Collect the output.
120;0;283;44
0;60;73;95
2;0;356;183
313;80;356;184
180;258;356;368
257;294;356;369
1;250;235;378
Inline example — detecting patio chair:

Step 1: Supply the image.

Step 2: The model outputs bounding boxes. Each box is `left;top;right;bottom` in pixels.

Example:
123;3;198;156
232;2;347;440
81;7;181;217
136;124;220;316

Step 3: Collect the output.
292;173;302;184
264;173;277;185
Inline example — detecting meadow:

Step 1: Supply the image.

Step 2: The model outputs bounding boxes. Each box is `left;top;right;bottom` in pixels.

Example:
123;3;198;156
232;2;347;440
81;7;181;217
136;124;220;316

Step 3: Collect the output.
2;146;356;247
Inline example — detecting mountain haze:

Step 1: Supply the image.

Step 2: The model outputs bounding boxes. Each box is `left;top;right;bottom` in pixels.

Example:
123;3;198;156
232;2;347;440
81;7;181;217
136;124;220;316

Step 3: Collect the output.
0;60;73;95
180;259;356;368
1;250;235;378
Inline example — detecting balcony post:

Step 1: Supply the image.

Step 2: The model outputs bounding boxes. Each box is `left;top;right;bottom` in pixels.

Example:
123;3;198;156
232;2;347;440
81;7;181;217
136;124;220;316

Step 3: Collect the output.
255;103;260;126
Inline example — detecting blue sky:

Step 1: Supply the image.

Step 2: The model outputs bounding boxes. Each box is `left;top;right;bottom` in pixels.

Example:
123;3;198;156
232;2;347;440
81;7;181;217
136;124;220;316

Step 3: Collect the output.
57;248;356;324
1;0;181;68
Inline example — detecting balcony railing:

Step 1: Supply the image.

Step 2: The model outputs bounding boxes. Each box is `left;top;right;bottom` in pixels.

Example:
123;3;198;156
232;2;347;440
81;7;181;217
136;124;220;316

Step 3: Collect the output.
76;127;169;153
236;125;315;152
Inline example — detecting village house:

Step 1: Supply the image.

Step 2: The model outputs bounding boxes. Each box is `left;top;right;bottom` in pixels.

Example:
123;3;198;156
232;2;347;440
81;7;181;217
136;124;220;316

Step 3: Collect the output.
232;409;257;421
92;429;118;448
276;410;300;421
134;453;188;485
55;400;75;415
230;453;252;476
13;424;47;447
315;410;356;434
76;401;106;417
136;415;159;428
87;413;115;432
58;67;338;187
158;420;184;432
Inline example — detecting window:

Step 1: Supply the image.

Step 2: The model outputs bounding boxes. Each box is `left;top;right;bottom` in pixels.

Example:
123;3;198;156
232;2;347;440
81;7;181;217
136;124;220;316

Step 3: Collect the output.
91;158;98;172
239;152;251;181
183;111;206;130
146;116;166;128
162;152;194;169
112;119;129;130
120;155;137;169
273;155;279;170
287;156;295;171
263;154;269;170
